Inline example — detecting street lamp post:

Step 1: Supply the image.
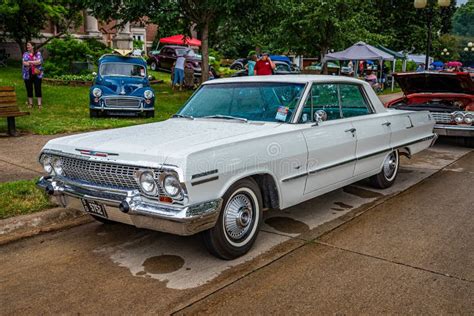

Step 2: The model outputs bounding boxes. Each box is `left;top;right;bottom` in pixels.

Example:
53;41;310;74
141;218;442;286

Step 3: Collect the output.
464;42;473;52
414;0;451;70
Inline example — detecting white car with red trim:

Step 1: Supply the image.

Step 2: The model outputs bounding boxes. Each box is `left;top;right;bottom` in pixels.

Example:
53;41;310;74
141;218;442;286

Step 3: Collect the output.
37;75;436;259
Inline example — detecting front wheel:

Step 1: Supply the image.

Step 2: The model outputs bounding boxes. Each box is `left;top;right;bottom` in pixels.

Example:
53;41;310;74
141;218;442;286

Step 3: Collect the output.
144;111;155;118
150;61;158;71
202;178;263;260
369;150;399;189
90;109;101;118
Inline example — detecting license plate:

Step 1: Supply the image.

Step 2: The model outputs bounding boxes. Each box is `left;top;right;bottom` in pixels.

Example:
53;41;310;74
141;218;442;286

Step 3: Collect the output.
81;199;108;218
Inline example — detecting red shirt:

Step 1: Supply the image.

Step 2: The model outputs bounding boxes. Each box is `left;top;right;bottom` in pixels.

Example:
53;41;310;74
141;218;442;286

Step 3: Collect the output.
255;60;273;75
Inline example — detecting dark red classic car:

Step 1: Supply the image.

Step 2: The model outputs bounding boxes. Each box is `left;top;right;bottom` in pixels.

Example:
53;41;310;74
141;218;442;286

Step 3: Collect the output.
386;72;474;147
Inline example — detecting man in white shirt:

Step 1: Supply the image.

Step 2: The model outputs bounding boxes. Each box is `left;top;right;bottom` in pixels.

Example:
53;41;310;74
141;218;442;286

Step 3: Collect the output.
173;52;186;90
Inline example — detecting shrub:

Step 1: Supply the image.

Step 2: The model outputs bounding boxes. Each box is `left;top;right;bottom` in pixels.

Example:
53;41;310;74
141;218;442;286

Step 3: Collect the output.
44;36;111;77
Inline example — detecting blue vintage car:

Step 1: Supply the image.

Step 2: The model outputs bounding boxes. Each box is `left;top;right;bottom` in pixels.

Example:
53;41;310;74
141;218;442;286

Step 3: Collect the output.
89;54;155;118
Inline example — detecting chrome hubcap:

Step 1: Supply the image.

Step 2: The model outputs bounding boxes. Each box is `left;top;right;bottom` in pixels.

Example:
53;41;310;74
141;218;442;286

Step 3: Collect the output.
224;193;253;241
383;152;397;179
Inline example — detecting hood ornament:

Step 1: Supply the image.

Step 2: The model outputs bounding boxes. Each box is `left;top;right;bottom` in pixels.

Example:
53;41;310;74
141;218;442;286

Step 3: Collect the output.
75;149;119;157
120;80;126;95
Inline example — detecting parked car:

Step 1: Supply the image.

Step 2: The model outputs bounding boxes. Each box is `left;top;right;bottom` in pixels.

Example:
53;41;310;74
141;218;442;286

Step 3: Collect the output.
232;60;301;76
148;45;202;75
386;71;474;147
38;75;436;259
89;54;155;118
230;55;294;70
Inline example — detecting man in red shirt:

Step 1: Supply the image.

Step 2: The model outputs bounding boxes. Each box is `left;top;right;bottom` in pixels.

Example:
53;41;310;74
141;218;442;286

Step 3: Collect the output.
255;53;275;76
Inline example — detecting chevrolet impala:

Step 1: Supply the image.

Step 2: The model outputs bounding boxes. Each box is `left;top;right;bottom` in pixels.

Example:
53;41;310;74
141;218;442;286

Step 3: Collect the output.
37;75;436;259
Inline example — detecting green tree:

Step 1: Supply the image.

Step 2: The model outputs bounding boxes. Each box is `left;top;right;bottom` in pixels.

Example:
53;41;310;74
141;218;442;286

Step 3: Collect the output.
0;0;85;52
85;0;258;81
452;0;474;36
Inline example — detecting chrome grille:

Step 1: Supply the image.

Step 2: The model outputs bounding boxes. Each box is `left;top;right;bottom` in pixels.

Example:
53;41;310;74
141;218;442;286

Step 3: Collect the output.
104;97;141;108
60;156;139;189
430;112;453;124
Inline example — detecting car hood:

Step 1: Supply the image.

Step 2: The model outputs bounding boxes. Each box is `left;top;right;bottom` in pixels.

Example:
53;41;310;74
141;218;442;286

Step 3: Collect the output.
394;72;474;95
42;119;278;166
95;76;148;94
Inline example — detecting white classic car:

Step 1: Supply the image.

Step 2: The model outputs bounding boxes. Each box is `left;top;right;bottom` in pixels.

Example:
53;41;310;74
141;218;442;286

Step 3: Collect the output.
37;75;436;259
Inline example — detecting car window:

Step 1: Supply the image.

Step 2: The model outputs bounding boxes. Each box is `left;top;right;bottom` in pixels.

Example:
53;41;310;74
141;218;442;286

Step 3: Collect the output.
275;63;290;72
177;82;305;122
100;63;146;77
300;84;340;123
300;83;372;123
339;84;372;118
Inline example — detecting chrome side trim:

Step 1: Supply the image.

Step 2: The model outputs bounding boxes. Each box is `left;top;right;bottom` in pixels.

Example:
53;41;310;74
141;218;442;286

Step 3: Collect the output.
191;169;218;179
191;176;219;186
281;134;436;183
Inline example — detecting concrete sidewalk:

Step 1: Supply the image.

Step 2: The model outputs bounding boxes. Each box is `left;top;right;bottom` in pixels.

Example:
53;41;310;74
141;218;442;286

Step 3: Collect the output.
179;152;474;314
0;134;61;182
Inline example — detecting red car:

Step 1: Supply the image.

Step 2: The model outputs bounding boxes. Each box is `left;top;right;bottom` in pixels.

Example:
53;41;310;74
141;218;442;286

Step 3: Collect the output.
386;72;474;147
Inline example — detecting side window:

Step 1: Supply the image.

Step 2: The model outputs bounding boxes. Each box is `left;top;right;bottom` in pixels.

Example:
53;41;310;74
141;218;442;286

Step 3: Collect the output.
339;84;372;118
300;84;340;123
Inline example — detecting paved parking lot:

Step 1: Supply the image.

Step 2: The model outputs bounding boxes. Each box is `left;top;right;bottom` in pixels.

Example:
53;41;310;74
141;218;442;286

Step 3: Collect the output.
1;139;472;314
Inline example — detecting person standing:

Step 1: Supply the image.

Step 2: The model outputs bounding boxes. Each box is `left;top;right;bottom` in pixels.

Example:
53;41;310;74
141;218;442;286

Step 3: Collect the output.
255;53;275;76
172;52;186;90
246;54;257;76
22;42;43;109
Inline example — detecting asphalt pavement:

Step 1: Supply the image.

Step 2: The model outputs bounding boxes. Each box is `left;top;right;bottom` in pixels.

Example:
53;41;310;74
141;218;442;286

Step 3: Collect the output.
0;140;472;314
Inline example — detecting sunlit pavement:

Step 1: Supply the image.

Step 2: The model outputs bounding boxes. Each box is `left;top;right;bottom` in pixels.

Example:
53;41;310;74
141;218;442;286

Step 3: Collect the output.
1;138;472;314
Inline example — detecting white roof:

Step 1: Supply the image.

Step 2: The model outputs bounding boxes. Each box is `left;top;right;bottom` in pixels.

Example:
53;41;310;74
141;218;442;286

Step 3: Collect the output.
203;75;366;85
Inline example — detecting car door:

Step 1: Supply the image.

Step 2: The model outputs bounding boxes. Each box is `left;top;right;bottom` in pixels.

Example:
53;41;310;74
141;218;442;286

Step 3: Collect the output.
339;84;392;177
300;83;357;195
161;48;174;70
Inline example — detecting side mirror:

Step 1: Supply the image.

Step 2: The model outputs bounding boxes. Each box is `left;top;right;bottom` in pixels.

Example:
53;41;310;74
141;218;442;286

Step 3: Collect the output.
313;110;328;126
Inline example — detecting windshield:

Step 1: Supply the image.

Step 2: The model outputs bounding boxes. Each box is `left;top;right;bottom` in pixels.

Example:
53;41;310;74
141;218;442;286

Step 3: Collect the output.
177;82;305;122
100;63;146;78
176;48;195;57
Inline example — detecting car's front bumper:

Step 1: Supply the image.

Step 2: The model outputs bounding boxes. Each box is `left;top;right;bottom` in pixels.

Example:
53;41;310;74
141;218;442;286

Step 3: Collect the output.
37;176;222;236
434;124;474;138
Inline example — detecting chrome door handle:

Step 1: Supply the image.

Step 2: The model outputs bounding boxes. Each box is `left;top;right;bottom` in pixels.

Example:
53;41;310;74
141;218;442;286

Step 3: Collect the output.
345;128;356;133
382;122;391;126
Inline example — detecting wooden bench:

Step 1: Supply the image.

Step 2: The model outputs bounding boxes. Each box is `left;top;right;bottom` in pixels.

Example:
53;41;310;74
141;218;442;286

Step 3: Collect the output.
0;86;29;136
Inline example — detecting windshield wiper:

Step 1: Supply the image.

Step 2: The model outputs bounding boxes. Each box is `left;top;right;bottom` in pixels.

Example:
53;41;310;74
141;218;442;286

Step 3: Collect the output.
203;115;248;123
172;114;194;120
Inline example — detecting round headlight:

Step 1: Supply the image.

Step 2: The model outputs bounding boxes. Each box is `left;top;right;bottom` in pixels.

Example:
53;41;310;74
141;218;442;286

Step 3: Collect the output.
163;175;181;197
453;112;465;124
42;155;53;174
139;171;158;195
52;158;64;175
464;113;473;125
144;90;154;100
92;88;102;98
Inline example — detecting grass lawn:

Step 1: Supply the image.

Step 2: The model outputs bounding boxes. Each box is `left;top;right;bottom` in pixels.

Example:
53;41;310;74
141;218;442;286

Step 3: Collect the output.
0;179;53;219
0;65;192;135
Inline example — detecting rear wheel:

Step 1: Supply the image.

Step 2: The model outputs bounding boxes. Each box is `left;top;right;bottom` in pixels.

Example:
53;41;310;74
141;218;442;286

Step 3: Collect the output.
369;150;399;189
202;178;262;260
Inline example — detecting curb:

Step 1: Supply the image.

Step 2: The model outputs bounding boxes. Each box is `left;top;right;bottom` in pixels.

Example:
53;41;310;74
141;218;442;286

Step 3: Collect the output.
0;207;92;245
